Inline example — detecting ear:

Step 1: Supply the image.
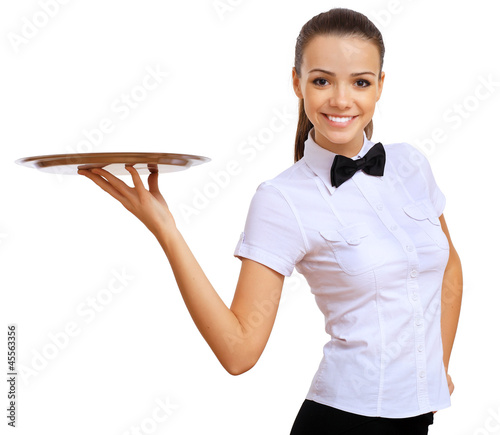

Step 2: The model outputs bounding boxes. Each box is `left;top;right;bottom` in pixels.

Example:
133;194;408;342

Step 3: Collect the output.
292;67;304;99
376;71;385;102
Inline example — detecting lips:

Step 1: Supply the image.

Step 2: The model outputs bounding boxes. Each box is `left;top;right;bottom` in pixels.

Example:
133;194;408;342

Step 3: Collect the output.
326;114;355;122
323;113;358;126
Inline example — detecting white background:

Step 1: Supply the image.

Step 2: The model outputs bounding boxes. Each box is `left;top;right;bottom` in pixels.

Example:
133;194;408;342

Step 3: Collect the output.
1;1;499;434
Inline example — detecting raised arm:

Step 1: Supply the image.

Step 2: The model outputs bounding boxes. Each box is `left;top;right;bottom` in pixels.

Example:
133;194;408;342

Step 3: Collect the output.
78;166;284;375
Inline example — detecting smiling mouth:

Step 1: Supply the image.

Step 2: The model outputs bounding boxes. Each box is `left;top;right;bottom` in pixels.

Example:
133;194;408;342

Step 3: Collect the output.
325;114;356;122
322;113;359;127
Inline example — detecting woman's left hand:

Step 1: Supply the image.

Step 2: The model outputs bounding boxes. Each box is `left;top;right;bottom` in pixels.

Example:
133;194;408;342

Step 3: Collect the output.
433;371;454;414
446;372;454;396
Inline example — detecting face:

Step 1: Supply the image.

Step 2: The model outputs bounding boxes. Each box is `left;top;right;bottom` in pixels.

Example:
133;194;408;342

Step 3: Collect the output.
292;35;385;157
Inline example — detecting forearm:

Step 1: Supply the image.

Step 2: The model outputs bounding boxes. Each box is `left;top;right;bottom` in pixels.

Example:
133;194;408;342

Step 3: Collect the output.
441;245;463;370
155;225;250;374
77;167;256;373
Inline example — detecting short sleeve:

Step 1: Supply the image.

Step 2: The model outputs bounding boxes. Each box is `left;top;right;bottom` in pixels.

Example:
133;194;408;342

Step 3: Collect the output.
408;145;446;216
234;182;306;277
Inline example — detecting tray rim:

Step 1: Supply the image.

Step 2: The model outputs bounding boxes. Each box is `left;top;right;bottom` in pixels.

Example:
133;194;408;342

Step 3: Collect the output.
15;151;211;167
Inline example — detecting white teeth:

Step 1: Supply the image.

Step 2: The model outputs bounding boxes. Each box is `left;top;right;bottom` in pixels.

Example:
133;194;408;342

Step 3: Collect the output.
327;115;354;123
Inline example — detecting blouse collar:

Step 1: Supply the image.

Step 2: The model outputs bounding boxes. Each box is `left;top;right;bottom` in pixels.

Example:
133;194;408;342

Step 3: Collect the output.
303;128;374;195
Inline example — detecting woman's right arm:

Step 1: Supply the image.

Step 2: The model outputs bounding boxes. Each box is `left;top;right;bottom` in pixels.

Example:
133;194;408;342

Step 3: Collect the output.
78;166;285;375
158;226;284;375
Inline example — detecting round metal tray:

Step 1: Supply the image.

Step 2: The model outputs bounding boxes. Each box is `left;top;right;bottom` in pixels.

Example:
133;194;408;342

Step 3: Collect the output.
15;152;210;175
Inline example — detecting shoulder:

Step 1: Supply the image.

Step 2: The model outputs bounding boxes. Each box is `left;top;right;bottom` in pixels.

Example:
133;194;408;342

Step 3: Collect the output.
382;141;432;173
381;141;443;200
383;140;423;157
245;159;314;225
254;158;310;196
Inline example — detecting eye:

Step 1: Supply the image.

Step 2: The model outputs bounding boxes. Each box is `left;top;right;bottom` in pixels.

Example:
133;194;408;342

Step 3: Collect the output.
312;77;329;87
355;79;371;88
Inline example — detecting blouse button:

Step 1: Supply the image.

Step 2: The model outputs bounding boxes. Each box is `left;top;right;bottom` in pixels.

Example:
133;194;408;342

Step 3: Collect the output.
419;371;426;378
412;292;418;301
348;239;361;245
417;345;424;352
376;204;384;211
406;245;414;252
390;224;398;231
410;269;418;278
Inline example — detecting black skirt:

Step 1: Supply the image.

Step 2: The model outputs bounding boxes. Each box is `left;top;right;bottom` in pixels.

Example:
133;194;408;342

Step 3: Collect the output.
290;400;434;435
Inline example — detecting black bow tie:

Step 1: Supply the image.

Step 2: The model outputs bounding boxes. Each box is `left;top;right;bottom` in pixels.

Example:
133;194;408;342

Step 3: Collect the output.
330;142;386;188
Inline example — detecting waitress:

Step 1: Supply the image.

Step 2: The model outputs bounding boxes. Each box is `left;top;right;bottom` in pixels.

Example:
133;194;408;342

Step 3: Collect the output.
78;7;463;435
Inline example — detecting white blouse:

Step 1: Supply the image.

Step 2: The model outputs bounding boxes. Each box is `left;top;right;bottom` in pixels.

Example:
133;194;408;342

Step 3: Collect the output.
234;128;451;418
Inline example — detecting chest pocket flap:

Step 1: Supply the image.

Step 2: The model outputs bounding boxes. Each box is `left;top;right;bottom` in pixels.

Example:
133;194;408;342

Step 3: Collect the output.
320;222;384;275
403;202;440;225
320;222;370;246
403;201;448;249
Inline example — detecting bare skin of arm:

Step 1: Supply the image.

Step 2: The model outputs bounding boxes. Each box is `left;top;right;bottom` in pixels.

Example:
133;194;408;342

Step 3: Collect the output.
438;213;463;396
78;166;284;375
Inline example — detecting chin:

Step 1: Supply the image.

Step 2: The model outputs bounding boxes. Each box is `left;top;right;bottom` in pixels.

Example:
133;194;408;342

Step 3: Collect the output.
323;130;357;144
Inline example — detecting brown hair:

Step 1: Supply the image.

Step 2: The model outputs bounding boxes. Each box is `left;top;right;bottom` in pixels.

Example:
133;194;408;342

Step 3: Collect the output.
293;8;385;162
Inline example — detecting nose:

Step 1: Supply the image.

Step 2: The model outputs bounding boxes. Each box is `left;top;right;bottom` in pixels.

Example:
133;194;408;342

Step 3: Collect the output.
329;84;352;110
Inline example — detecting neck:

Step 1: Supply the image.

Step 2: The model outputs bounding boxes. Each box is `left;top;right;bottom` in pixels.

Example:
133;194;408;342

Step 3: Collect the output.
312;128;365;158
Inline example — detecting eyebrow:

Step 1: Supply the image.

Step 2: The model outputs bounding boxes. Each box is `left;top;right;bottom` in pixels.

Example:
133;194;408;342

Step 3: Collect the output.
308;68;376;77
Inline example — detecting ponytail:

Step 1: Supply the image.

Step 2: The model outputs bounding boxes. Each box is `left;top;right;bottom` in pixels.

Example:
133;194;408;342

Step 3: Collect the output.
294;99;313;162
365;119;374;142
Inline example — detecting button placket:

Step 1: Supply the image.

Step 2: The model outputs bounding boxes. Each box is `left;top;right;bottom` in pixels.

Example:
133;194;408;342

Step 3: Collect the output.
407;258;429;408
394;240;429;407
397;205;430;409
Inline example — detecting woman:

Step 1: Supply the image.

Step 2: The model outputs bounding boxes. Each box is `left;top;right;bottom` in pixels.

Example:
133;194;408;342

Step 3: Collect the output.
78;8;462;434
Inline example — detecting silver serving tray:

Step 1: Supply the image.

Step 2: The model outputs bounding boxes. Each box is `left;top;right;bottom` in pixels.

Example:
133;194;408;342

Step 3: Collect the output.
15;152;210;175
